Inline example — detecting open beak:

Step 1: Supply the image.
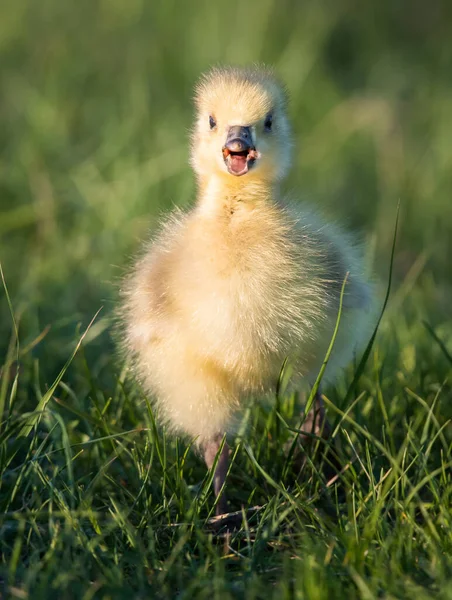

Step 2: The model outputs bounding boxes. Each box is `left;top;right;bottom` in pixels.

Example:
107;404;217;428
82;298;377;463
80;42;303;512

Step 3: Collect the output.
222;126;258;176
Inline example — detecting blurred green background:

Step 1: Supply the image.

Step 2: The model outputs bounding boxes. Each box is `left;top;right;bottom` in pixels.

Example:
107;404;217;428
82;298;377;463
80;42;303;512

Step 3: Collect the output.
1;0;451;380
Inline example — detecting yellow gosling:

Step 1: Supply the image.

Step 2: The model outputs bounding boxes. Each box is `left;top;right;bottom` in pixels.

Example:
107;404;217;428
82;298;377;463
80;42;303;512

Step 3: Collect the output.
120;66;374;515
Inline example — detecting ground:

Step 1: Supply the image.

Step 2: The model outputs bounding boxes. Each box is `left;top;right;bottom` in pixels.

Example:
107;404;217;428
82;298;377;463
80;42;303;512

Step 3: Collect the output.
1;1;452;598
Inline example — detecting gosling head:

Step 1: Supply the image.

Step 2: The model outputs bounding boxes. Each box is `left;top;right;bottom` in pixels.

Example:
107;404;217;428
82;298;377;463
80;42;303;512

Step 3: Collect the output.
191;66;292;184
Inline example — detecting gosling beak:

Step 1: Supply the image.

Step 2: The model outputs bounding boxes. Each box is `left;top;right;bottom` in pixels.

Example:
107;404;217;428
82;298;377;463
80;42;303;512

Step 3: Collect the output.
222;126;258;176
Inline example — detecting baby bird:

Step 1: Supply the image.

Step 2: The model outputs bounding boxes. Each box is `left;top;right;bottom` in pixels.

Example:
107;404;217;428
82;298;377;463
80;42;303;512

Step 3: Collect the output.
121;66;373;516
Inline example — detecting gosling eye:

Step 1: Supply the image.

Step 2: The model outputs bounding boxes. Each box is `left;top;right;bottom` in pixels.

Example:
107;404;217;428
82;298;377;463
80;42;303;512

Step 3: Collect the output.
209;115;216;130
264;113;273;132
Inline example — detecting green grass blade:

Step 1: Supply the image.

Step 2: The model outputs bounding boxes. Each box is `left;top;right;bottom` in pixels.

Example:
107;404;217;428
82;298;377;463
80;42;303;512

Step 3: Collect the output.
18;308;102;438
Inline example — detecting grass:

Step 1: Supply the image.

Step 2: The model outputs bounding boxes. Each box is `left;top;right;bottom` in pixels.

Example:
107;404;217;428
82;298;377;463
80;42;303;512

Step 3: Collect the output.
1;0;452;598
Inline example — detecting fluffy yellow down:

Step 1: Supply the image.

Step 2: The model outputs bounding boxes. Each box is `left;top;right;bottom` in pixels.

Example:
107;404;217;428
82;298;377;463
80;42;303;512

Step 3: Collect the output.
121;66;374;444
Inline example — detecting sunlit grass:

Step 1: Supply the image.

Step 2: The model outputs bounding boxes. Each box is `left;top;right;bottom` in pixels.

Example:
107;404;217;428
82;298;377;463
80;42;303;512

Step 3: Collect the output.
1;302;451;598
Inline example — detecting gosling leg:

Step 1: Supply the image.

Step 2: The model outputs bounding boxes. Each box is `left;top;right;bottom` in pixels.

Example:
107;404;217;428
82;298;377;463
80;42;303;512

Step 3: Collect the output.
300;390;331;441
203;433;229;516
299;390;343;484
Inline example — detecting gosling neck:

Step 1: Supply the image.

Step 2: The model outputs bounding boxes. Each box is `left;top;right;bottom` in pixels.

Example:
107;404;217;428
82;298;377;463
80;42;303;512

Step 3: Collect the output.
196;172;279;217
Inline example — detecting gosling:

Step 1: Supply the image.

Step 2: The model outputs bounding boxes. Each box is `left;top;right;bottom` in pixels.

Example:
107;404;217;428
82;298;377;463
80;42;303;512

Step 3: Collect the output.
121;66;373;516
